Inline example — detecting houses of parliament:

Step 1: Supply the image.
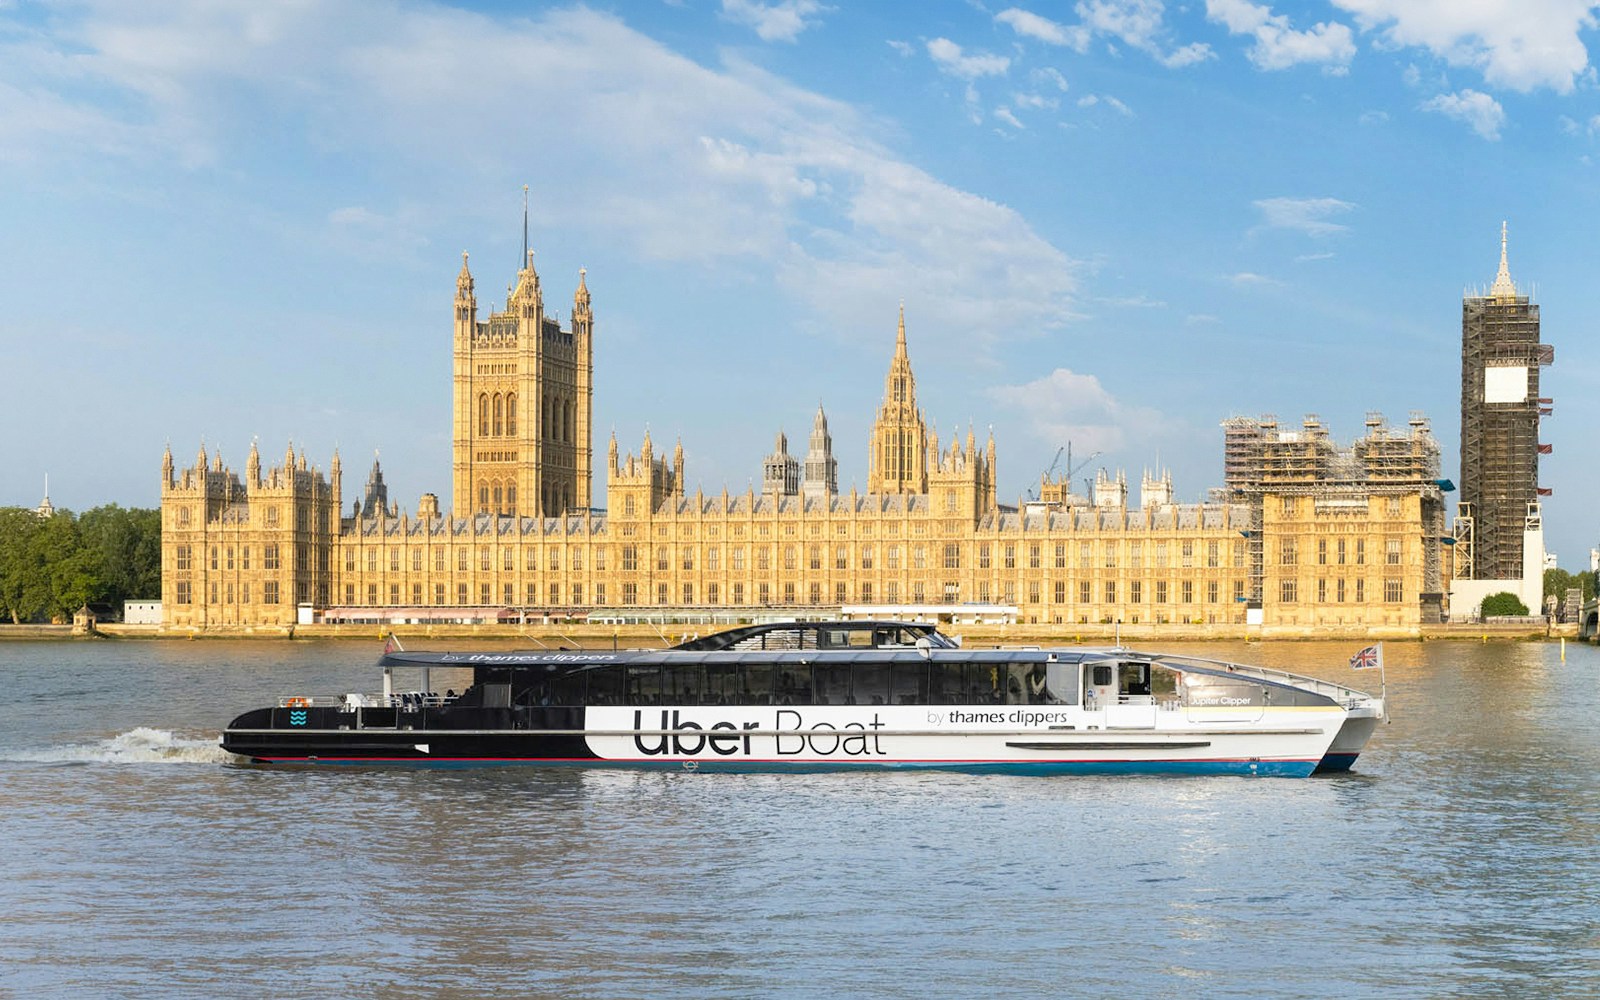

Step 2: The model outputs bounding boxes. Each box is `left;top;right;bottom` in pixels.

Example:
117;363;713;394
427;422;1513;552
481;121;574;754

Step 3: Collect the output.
160;232;1450;634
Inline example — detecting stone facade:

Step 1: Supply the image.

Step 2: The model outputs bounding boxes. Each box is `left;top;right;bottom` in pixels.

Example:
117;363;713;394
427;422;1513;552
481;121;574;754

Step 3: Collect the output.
160;236;1447;633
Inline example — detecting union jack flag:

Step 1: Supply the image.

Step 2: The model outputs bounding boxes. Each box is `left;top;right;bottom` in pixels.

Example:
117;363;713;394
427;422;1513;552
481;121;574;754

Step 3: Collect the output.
1349;644;1383;671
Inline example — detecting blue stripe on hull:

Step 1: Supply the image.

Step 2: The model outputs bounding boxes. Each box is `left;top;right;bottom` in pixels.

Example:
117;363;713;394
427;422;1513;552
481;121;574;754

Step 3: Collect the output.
246;756;1319;778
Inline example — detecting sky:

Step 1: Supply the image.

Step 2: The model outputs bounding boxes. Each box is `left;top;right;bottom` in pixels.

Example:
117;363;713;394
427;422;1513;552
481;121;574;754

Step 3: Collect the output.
3;0;1599;566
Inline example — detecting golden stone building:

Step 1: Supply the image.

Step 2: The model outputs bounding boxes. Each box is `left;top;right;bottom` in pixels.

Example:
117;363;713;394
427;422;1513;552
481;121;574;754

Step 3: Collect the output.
161;237;1448;634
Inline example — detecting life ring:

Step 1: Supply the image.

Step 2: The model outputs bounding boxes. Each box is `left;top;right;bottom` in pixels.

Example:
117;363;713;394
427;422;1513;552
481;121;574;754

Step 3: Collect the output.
285;697;309;708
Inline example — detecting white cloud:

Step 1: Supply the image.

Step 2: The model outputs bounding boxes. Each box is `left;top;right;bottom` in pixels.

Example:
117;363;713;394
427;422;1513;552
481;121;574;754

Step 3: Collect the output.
1359;109;1390;125
987;368;1164;456
1077;93;1134;115
996;8;1090;51
719;0;829;43
999;1;1211;67
1420;88;1506;140
1032;66;1070;91
1012;90;1060;111
1228;271;1280;286
886;39;913;57
4;4;1079;354
1205;0;1355;71
1333;0;1600;93
994;106;1026;129
1161;42;1216;68
926;37;1011;80
1252;196;1356;236
1295;251;1337;262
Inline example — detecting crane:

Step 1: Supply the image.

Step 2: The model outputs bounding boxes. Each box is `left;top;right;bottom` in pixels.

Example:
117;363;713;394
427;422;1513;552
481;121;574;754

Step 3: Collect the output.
1027;443;1100;501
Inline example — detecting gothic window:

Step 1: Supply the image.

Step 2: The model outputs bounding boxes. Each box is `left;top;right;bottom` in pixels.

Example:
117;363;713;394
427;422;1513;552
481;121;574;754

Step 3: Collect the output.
564;401;573;444
507;486;516;511
479;394;490;436
506;394;517;436
494;485;503;510
494;394;503;436
479;486;489;509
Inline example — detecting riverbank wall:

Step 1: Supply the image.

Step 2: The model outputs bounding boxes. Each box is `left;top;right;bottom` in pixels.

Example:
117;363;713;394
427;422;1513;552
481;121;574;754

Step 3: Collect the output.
2;621;1579;644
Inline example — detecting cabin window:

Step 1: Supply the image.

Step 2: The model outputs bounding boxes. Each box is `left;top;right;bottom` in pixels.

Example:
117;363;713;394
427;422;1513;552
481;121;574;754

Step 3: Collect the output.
704;666;739;705
929;663;966;703
627;665;662;706
805;663;843;704
740;663;775;704
586;666;625;706
966;663;1005;704
853;662;891;706
776;667;812;705
662;664;702;705
891;663;927;705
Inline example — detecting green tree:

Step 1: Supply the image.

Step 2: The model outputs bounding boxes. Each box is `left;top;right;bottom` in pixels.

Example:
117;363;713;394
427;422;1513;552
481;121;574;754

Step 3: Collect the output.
1544;567;1595;603
1480;591;1530;617
77;504;163;608
0;507;46;623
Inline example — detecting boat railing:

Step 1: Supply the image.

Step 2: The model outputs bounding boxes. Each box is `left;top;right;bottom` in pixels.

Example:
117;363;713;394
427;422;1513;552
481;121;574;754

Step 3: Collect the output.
278;692;461;710
1158;655;1376;708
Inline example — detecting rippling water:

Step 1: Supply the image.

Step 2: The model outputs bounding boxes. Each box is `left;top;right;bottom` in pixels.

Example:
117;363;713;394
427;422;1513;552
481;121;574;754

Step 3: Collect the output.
1;638;1597;999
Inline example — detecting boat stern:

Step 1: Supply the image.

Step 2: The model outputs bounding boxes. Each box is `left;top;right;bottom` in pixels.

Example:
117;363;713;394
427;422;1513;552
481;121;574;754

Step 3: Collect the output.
1314;698;1383;773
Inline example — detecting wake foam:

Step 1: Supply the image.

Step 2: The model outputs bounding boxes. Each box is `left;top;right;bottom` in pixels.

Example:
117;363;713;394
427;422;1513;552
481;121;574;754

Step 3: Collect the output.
5;726;235;765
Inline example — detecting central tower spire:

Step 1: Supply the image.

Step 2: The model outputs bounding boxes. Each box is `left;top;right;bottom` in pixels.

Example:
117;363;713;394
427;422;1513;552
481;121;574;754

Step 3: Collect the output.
1490;219;1517;300
867;303;929;495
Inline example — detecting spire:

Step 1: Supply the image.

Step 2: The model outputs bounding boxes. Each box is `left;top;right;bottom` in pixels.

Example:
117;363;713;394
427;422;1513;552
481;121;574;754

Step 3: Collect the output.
896;300;907;355
522;184;529;272
247;439;261;486
1490;220;1517;299
162;443;174;486
574;267;591;322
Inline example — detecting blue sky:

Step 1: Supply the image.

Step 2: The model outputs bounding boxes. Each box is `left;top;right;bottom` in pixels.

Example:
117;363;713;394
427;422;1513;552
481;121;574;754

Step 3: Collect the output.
3;0;1598;565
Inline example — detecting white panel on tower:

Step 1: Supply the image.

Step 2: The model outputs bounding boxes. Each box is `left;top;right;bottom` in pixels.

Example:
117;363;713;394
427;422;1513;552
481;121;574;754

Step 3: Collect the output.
1484;365;1529;404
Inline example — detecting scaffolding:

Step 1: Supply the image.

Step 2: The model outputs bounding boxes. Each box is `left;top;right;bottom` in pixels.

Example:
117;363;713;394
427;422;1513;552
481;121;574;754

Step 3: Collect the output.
1459;288;1551;580
1222;412;1445;607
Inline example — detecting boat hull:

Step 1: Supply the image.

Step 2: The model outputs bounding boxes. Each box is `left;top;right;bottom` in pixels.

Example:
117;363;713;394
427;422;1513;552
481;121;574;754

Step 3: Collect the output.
223;706;1336;778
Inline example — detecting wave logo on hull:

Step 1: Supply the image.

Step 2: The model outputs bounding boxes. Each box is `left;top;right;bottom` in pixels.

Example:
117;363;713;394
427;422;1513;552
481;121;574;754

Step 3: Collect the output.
288;710;308;726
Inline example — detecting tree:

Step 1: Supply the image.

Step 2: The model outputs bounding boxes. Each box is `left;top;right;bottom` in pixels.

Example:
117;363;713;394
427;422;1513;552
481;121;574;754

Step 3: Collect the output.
1544;567;1596;603
1480;591;1530;617
0;504;162;623
77;504;163;608
0;507;45;623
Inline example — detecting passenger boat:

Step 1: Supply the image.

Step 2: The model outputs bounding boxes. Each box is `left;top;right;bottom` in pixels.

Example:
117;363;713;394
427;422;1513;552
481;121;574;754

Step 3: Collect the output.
220;621;1383;777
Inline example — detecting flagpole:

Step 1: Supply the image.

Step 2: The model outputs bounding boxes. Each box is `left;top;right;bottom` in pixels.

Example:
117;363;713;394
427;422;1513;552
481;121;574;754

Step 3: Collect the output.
1379;640;1389;724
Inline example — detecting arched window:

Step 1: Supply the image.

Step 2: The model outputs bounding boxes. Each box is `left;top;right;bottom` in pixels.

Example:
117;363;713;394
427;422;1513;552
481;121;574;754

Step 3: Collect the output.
479;485;489;509
542;398;551;439
506;485;516;511
493;485;503;510
506;393;517;436
479;394;490;436
564;400;573;443
563;484;572;510
493;394;503;436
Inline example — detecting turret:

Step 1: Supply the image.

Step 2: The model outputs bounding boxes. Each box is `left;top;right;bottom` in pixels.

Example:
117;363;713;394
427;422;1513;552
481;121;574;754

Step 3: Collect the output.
162;444;174;488
246;439;261;488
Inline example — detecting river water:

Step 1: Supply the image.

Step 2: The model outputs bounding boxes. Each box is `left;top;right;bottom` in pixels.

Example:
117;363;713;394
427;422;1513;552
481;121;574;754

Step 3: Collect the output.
1;638;1597;999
